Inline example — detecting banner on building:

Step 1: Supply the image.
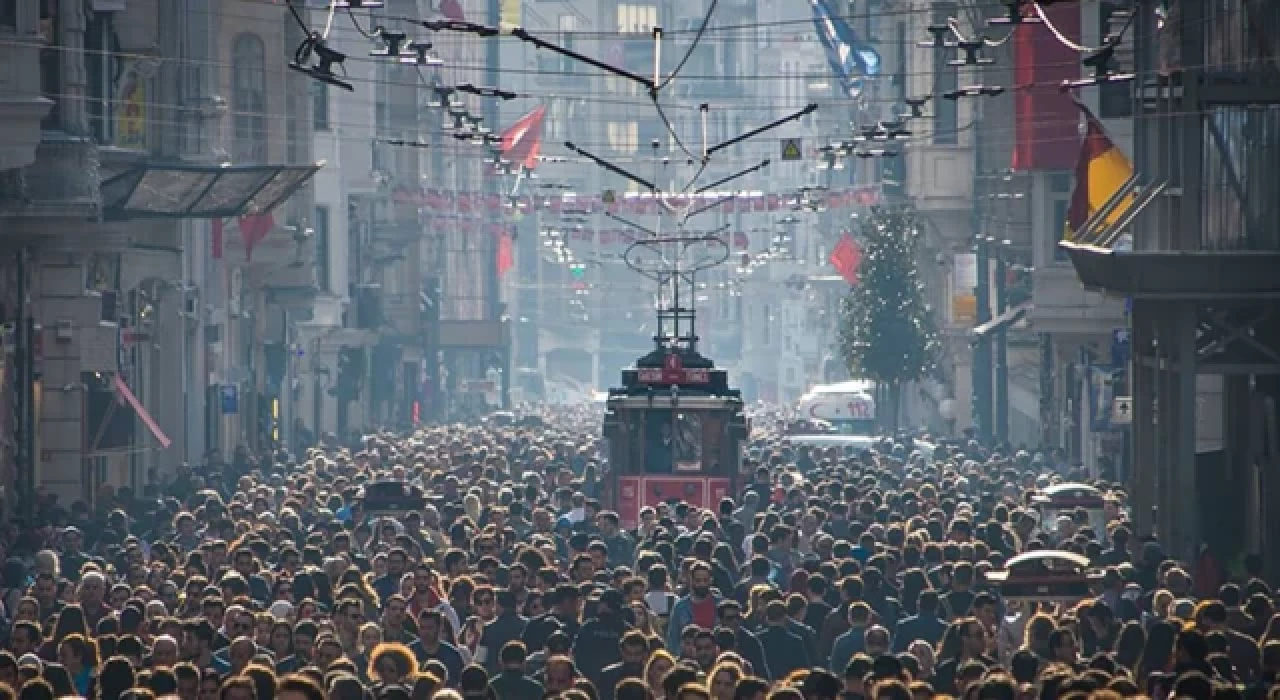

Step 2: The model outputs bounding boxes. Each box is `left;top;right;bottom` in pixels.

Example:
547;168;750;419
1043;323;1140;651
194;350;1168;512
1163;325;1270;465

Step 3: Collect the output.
499;0;521;29
115;66;148;149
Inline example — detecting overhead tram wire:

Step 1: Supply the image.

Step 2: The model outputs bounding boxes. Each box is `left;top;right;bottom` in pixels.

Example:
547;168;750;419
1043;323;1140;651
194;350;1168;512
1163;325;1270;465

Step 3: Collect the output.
9;20;1182;86
25;81;1232;163
226;0;1031;38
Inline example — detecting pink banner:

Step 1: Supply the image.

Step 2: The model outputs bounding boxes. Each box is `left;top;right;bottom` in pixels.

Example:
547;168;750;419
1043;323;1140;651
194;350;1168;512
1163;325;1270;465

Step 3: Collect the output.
113;375;172;449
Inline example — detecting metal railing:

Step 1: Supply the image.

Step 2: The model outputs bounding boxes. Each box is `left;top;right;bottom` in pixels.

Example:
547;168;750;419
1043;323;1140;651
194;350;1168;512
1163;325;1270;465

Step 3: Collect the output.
1200;105;1280;251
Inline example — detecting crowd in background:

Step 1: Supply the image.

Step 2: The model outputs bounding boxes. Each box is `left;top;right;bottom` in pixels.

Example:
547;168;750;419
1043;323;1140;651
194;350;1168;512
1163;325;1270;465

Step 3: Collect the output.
0;403;1272;700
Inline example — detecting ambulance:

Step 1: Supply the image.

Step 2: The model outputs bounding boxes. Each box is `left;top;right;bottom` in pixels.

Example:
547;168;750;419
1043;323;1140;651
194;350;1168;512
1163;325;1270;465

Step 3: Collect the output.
794;380;877;435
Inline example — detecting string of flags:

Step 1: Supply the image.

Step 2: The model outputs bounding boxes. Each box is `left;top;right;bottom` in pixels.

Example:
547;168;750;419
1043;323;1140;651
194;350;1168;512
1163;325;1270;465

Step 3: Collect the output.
426;218;756;251
392;184;882;216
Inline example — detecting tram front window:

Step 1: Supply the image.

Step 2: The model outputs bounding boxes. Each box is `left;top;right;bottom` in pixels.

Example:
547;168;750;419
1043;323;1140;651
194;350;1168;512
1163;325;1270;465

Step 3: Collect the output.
644;410;704;473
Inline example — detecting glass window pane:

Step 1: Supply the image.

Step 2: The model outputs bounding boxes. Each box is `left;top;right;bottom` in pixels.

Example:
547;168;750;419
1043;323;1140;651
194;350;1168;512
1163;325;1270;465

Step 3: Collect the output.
244;167;315;214
190;169;276;215
125;170;220;214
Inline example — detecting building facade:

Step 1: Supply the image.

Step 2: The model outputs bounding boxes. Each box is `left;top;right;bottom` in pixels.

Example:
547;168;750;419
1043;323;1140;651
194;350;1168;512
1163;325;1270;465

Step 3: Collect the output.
0;0;319;514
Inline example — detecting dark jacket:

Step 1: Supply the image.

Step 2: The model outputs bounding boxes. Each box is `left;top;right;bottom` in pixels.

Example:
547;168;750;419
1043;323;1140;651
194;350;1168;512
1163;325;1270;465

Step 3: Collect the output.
487;669;544;700
757;624;810;681
478;611;529;674
893;611;948;652
522;613;576;652
732;626;772;682
1223;628;1261;684
572;614;631;688
819;602;853;661
787;618;820;667
408;639;465;686
596;661;644;700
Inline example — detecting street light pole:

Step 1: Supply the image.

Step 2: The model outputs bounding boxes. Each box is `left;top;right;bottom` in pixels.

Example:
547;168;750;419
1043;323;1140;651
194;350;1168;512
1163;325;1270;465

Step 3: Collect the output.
994;243;1009;443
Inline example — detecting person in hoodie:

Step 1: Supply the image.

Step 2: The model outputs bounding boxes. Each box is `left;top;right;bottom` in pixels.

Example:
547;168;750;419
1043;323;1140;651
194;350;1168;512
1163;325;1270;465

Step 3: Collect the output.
572;588;632;690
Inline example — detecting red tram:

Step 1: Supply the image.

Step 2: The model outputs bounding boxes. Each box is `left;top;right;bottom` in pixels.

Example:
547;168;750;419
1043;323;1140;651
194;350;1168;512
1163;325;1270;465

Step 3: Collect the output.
601;349;749;528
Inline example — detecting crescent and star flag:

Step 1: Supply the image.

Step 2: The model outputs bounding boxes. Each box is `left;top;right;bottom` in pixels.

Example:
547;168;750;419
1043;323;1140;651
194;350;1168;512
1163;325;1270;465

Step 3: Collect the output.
830;233;862;286
1065;102;1135;240
500;105;547;171
809;0;881;98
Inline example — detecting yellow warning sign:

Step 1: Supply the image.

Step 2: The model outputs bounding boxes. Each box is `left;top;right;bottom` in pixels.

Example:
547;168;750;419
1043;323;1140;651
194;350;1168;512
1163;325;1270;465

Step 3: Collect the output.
780;138;803;161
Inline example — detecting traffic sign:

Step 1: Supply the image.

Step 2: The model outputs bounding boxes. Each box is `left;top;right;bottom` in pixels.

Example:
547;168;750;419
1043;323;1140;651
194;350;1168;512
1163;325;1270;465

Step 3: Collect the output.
603;189;616;204
780;138;803;161
1111;396;1133;425
221;385;239;415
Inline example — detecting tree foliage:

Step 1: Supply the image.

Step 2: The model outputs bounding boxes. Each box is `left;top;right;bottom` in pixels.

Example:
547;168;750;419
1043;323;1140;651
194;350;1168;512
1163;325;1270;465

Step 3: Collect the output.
837;204;939;404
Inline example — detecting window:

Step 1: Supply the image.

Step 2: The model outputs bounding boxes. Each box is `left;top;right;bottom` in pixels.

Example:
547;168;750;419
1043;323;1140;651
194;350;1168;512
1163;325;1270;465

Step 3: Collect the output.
1;0;16;30
607;121;638;153
315;205;331;292
312;80;329;131
85;12;114;143
616;4;656;33
560;15;577;73
932;2;958;144
39;0;60;128
231;33;267;163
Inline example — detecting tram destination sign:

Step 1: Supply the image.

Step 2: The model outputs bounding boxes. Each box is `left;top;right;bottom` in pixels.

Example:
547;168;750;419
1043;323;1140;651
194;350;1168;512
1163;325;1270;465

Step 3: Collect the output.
637;367;711;384
637;354;711;385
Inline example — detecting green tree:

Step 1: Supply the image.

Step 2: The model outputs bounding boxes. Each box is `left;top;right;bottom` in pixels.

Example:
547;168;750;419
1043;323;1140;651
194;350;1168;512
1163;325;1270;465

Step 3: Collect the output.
836;204;939;429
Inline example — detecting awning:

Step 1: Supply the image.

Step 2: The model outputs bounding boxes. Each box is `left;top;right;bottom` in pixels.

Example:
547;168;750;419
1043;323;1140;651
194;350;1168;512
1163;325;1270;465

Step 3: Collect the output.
972;302;1031;338
112;375;172;449
101;162;322;220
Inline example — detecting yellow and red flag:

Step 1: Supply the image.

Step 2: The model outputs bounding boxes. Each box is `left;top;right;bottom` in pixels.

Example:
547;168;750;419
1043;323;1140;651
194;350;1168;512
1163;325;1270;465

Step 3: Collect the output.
1065;103;1135;240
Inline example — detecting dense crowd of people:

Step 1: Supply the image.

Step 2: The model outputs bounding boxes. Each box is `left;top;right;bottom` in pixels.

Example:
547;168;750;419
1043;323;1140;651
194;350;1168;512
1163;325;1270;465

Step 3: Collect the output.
0;404;1274;700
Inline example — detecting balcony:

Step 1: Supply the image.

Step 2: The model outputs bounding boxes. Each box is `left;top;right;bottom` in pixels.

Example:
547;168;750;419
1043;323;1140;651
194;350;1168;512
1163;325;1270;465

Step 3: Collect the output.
381;293;420;341
0;134;101;219
1062;105;1280;301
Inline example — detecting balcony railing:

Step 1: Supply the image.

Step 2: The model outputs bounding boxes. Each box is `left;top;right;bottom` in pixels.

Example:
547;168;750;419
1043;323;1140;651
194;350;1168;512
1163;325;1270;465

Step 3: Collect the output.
1200;105;1280;251
1203;0;1280;73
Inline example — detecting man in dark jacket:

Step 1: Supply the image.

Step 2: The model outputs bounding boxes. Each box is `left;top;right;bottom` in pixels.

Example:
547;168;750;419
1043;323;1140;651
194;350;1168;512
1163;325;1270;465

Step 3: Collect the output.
595;630;650;700
893;590;949;652
477;588;527;674
757;601;810;681
486;641;544;700
571;589;632;689
717;600;771;681
523;584;581;652
1200;601;1261;683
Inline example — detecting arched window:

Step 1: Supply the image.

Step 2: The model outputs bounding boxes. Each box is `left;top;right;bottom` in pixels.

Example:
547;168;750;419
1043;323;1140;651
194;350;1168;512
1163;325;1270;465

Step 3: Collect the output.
231;33;267;163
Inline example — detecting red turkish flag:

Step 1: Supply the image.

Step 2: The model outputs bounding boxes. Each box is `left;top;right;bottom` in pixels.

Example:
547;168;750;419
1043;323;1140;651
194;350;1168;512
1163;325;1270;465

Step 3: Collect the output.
500;106;547;170
239;213;275;262
496;233;514;276
830;233;862;286
440;0;465;21
211;218;224;260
